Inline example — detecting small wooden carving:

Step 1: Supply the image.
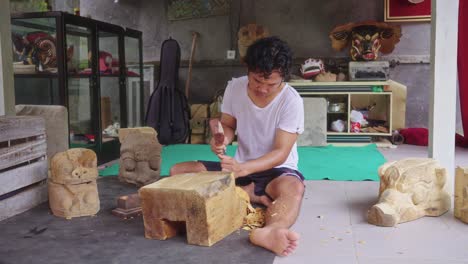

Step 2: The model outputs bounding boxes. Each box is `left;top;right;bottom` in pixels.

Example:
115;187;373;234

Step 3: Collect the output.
368;158;450;227
119;127;162;186
48;148;99;218
315;71;337;82
139;172;247;246
455;167;468;223
238;24;269;62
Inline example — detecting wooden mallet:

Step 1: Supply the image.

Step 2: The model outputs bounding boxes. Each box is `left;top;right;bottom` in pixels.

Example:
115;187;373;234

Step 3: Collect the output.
209;118;225;154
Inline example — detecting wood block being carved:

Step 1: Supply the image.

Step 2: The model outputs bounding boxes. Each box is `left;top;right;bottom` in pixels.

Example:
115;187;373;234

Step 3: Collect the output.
367;158;450;227
455;167;468;223
139;172;247;246
119;127;162;186
48;148;100;218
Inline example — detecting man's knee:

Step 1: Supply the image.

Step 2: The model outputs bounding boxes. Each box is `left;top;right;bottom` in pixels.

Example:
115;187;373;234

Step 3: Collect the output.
169;161;206;176
267;176;305;200
169;163;184;176
288;180;305;199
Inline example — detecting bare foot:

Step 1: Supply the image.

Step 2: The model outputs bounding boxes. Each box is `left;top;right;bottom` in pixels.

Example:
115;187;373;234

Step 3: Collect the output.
249;226;300;256
241;184;272;207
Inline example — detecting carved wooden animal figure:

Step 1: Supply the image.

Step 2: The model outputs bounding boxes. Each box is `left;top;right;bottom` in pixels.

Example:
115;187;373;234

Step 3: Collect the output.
367;158;450;227
455;167;468;223
48;148;99;218
119;127;162;186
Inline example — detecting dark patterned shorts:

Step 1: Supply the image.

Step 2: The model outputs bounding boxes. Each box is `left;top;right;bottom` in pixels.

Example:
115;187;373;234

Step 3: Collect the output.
198;160;304;197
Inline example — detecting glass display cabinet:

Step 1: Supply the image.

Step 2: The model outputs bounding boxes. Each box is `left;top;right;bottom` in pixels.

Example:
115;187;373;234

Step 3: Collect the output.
11;12;144;163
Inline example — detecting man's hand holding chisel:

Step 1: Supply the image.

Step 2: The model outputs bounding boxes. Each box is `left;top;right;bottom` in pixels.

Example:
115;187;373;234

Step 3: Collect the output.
208;118;247;177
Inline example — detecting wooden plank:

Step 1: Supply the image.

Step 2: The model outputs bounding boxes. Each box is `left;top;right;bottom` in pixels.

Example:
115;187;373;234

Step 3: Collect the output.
388;80;407;130
0;160;48;196
0;116;45;142
288;81;390;86
0;138;46;171
0;183;48;221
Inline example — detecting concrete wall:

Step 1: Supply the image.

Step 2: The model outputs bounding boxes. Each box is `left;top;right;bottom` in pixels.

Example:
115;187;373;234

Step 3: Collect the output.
81;0;452;130
1;0;15;116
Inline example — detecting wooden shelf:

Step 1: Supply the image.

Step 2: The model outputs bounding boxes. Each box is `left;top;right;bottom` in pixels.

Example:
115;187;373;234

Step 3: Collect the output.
290;80;395;142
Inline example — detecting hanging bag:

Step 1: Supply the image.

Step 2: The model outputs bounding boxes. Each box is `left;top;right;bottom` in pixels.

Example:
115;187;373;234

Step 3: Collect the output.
145;38;190;145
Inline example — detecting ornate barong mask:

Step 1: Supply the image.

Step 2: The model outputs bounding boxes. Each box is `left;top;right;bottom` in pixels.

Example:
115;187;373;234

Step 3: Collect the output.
329;21;401;61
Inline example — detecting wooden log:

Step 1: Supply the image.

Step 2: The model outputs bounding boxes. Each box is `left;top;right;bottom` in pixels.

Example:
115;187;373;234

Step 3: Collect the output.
15;104;69;164
139;172;247;246
455;167;468;223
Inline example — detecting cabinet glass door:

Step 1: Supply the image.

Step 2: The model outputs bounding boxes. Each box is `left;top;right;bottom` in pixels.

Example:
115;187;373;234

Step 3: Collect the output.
98;30;123;145
124;33;143;127
11;17;61;105
65;23;98;148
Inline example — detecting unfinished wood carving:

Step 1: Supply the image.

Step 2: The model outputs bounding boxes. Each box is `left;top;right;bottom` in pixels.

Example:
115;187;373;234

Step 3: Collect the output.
238;24;269;62
48;148;99;218
139;172;247;246
455;167;468;223
119;127;162;186
368;158;450;227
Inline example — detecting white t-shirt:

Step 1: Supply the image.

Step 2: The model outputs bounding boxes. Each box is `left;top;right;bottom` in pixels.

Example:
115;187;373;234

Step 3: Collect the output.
221;76;304;170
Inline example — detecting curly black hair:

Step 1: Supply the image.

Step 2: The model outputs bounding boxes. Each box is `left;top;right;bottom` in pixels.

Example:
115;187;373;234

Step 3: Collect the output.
244;36;293;79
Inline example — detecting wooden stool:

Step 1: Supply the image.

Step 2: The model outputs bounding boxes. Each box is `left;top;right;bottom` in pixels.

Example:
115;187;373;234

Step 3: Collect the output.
139;172;247;246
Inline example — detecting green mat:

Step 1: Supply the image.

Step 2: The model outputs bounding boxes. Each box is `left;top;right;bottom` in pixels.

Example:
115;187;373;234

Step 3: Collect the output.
99;163;120;177
100;144;385;181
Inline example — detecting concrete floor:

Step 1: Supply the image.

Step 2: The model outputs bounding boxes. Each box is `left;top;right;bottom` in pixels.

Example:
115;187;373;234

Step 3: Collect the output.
1;144;468;264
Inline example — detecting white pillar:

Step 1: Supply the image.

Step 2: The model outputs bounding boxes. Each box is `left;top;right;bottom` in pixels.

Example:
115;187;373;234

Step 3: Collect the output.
429;0;459;195
0;0;15;116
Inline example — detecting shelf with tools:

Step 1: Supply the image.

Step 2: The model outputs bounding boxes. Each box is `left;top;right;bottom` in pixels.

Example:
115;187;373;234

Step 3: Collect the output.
289;80;397;143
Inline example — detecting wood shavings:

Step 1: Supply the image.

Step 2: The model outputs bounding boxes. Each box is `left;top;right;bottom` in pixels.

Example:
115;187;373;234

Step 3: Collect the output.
242;207;265;231
247;203;256;213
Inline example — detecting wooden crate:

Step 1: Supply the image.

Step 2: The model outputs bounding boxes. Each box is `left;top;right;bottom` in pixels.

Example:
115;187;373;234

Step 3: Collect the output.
0;116;47;221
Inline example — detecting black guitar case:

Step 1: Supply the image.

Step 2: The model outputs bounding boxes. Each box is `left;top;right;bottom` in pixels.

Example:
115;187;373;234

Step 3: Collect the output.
145;38;190;145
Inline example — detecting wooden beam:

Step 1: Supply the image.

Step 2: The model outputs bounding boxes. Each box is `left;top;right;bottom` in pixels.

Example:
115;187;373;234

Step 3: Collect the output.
429;0;459;196
0;0;15;116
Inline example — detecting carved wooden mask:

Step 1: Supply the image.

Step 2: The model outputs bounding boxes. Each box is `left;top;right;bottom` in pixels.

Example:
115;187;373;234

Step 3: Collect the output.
329;21;402;61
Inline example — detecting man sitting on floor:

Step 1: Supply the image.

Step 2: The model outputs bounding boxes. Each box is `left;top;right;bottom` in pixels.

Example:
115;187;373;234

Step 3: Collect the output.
170;36;305;256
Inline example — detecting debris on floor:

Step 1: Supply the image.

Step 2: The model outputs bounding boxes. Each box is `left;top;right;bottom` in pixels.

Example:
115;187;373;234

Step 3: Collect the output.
242;206;265;231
